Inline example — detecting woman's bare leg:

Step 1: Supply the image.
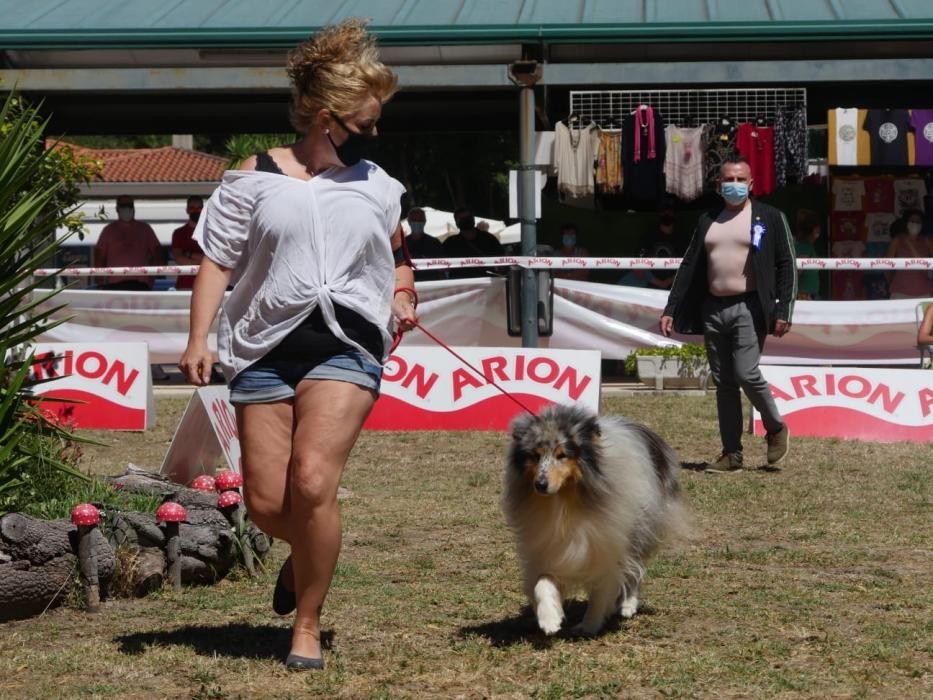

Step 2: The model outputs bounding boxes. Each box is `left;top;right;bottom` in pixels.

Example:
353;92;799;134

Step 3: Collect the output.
287;379;376;659
235;401;294;541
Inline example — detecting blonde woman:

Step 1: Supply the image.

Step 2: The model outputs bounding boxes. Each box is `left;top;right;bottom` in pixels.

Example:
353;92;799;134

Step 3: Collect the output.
179;19;416;670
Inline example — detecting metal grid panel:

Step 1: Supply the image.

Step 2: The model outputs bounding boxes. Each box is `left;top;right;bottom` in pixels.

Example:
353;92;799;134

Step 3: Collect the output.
569;88;807;128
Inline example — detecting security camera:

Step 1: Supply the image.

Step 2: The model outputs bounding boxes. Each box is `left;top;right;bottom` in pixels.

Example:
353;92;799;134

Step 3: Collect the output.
508;61;542;87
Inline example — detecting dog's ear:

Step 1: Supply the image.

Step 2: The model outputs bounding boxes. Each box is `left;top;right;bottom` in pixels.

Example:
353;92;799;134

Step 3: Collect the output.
510;412;538;440
576;412;601;441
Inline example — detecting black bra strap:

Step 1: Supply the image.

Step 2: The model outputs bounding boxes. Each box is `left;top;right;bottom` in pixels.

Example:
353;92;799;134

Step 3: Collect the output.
255;151;285;175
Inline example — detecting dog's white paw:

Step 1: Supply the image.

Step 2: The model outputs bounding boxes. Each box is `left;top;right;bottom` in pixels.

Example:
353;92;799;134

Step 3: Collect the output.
620;595;639;619
537;605;563;635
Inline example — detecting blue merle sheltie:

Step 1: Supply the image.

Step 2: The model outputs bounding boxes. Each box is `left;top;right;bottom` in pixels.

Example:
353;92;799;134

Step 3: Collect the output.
503;404;687;636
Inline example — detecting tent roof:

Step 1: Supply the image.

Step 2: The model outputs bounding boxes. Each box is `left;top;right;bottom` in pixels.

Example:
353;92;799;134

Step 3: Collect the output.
3;0;933;48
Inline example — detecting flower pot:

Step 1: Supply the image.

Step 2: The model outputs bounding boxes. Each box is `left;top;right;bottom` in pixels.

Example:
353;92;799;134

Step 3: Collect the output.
636;355;710;391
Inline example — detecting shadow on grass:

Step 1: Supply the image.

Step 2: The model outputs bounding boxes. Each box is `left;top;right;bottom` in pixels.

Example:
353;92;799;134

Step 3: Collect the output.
681;461;709;472
115;623;334;661
460;600;645;648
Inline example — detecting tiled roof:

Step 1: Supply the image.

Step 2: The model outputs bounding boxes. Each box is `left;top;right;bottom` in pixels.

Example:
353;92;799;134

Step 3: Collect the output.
56;143;228;183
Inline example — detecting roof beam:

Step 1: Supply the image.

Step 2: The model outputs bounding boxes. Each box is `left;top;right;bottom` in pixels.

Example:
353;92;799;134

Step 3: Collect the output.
0;65;516;91
542;58;933;84
5;58;933;93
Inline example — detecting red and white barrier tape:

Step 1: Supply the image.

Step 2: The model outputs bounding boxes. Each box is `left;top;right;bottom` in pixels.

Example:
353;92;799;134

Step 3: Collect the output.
32;257;933;277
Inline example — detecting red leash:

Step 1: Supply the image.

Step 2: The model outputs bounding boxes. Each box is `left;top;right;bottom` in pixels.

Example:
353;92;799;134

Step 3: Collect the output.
393;321;535;416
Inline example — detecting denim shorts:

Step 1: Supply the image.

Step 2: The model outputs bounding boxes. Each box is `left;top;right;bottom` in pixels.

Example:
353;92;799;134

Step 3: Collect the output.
228;349;382;404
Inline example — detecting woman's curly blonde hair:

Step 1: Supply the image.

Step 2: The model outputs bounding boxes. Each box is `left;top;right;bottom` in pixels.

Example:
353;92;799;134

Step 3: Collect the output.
286;18;398;133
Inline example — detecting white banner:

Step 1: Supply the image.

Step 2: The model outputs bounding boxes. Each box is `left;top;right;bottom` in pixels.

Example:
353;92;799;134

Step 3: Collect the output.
753;366;933;442
366;346;601;430
33;257;933;277
28;342;154;430
30;280;927;366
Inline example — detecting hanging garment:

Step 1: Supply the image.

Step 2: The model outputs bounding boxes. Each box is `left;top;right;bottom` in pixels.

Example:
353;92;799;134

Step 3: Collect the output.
664;125;706;201
893;178;927;217
705;120;737;192
864;213;896;243
831;211;865;242
910;109;933;166
833;108;859;166
554;119;601;201
863;109;911;166
595;130;623;194
831;178;866;212
774;106;807;187
622;106;666;203
736;123;776;196
863;177;895;213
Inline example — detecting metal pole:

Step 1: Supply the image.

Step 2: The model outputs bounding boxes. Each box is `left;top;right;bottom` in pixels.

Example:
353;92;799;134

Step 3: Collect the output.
518;82;538;348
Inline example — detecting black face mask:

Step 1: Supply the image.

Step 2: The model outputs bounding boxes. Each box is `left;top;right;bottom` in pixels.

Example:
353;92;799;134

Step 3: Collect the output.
457;216;475;232
189;211;201;224
328;114;376;167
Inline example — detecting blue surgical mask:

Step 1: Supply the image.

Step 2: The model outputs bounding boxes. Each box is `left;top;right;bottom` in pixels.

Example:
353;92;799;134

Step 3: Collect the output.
562;234;577;248
409;222;425;235
721;182;749;206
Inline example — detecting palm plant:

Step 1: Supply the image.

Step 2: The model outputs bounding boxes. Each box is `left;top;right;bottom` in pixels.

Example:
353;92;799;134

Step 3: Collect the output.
0;92;96;511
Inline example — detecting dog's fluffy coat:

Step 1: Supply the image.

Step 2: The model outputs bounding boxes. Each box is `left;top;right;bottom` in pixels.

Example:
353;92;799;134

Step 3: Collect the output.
503;404;686;636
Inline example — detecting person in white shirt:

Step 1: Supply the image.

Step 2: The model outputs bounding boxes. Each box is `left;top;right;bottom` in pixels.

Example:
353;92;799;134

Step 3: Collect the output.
178;18;416;671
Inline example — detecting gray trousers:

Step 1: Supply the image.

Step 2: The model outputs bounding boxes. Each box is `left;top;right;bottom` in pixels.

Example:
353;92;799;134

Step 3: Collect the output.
702;293;784;455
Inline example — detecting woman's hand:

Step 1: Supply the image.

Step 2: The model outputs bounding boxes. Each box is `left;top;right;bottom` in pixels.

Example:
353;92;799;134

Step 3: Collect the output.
178;340;215;386
392;288;418;332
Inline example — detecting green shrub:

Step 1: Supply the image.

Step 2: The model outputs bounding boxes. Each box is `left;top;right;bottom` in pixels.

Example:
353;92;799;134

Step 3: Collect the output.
0;91;99;514
623;343;708;377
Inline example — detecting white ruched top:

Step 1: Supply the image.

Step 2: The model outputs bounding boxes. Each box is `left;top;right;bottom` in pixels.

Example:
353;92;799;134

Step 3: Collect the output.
193;160;405;381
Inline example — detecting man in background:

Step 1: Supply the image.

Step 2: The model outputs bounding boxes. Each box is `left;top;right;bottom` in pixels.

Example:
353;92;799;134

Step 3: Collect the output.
94;194;163;290
641;204;690;290
553;222;591;281
404;207;446;281
660;156;795;473
170;195;205;290
442;207;503;279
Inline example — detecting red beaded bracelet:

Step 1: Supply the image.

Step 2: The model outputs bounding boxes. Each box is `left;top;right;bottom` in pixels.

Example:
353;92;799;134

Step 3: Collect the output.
394;287;418;308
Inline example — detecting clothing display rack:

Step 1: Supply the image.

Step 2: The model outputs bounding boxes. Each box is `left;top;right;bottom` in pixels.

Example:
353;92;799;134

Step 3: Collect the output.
569;88;807;129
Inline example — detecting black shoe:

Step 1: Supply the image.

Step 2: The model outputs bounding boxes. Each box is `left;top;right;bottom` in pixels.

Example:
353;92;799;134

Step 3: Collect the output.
272;557;296;616
285;653;324;670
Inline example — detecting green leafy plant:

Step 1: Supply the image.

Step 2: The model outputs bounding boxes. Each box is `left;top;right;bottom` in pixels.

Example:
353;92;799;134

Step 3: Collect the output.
0;90;99;513
624;342;708;377
224;133;296;169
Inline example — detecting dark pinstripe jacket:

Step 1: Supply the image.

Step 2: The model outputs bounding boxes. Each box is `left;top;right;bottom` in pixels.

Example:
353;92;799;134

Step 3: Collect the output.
663;199;797;335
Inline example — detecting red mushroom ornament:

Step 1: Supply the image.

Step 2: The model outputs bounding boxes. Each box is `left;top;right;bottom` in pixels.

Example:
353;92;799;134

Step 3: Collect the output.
71;503;101;612
216;490;255;576
156;502;187;591
190;474;216;492
214;470;243;492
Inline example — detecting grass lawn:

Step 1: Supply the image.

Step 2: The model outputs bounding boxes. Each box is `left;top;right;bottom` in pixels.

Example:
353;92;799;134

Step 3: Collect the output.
0;394;930;699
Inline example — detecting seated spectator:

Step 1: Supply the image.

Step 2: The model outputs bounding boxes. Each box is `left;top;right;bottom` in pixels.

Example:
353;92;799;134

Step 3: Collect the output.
442;207;503;279
886;209;933;299
404;207;446;281
171;195;205;290
639;206;689;290
553;222;591;281
94;194;163;291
